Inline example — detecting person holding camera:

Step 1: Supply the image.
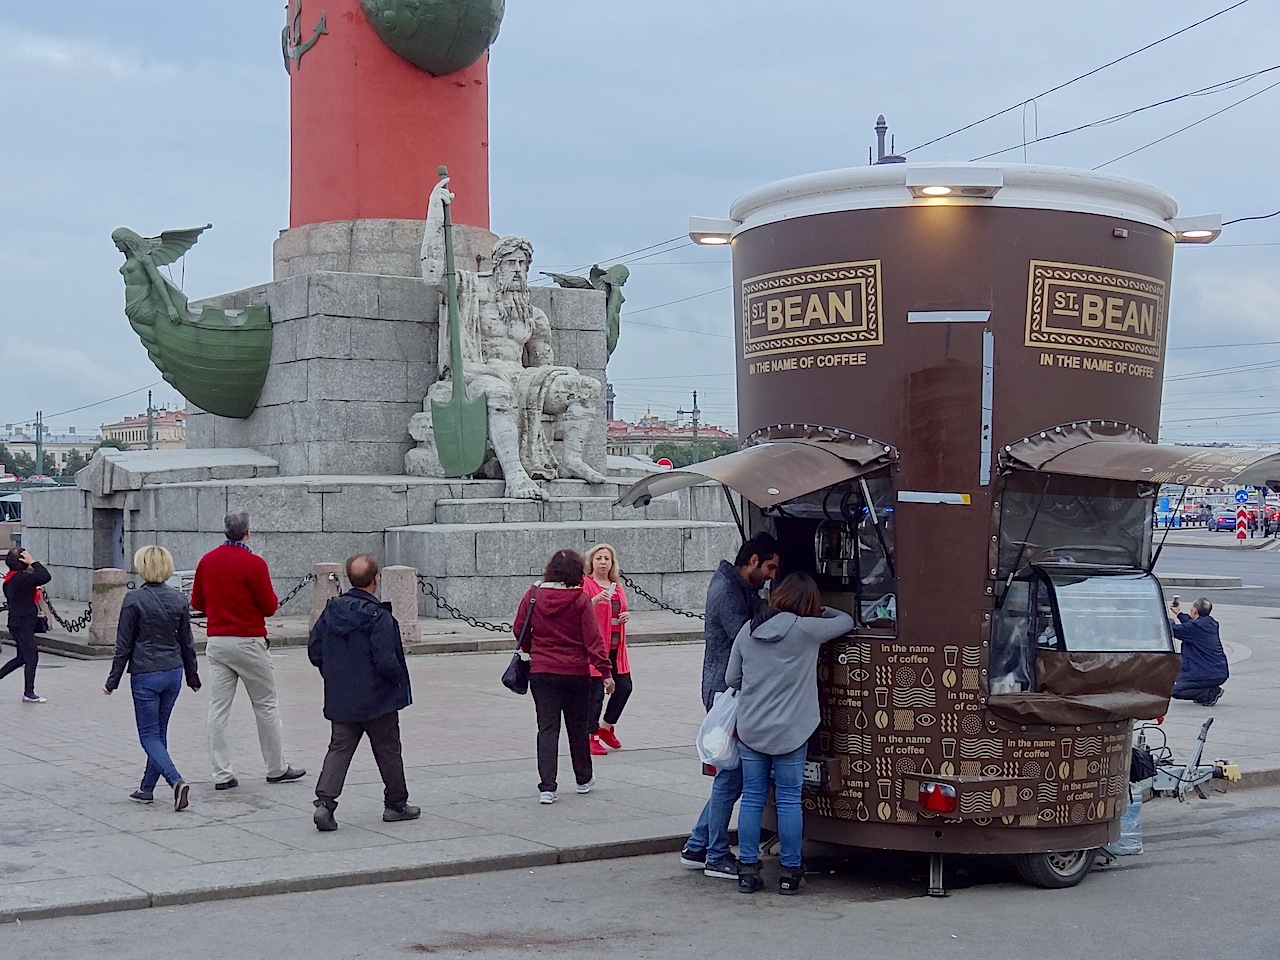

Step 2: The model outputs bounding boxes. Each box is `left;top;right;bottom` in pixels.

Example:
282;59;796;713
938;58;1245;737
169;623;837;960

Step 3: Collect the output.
1168;597;1228;707
2;547;52;703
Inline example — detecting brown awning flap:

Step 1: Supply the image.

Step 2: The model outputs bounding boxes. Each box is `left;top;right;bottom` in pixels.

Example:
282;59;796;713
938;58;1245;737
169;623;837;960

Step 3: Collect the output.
614;435;897;509
1001;421;1280;487
989;650;1181;725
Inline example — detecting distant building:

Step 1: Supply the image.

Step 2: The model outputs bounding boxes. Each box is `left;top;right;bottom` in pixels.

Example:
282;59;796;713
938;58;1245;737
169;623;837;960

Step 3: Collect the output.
100;409;187;450
2;424;99;473
606;409;736;458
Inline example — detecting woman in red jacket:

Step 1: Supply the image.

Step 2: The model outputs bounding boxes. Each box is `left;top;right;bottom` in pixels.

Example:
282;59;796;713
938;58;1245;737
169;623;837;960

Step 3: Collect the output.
513;550;613;805
582;544;633;755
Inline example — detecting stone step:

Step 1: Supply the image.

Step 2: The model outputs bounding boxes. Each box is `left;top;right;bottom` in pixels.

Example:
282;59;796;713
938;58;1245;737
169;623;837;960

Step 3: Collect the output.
434;495;681;525
385;518;738;619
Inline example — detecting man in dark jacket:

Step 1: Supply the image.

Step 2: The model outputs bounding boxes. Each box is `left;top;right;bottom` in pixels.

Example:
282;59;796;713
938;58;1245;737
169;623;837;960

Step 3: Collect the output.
1169;597;1229;706
308;554;419;831
681;534;780;879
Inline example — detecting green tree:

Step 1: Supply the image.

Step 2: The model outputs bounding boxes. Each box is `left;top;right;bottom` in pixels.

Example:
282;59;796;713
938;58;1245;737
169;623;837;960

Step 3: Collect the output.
60;448;88;477
651;438;738;468
94;438;129;452
10;450;35;476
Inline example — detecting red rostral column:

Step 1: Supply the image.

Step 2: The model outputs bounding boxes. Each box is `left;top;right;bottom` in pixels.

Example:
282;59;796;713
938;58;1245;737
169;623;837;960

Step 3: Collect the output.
287;0;491;230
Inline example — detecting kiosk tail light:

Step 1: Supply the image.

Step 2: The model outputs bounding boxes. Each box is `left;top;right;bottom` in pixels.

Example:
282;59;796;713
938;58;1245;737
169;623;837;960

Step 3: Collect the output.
919;781;958;815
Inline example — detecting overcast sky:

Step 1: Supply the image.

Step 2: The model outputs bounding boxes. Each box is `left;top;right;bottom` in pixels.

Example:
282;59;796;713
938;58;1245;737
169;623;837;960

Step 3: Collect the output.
2;0;1277;445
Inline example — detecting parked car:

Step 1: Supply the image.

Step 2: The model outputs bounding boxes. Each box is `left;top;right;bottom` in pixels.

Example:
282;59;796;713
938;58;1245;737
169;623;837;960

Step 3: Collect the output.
1180;504;1211;525
1211;508;1239;531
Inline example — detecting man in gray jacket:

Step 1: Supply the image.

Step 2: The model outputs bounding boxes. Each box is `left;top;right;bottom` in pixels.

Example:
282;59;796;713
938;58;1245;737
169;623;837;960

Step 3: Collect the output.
680;534;780;880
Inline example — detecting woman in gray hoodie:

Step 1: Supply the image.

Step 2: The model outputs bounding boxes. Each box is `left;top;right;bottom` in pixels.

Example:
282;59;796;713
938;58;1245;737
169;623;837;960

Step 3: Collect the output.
726;572;853;894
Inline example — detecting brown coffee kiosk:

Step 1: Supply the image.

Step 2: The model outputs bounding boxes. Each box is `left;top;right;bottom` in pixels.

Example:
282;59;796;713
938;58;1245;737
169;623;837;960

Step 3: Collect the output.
620;162;1280;889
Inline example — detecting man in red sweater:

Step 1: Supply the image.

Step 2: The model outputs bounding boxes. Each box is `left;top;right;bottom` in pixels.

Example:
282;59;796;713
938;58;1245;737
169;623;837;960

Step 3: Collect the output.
191;510;305;790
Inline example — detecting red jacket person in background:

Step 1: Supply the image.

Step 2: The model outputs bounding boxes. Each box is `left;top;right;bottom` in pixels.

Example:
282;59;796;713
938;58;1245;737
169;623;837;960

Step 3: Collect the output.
191;510;305;790
513;549;612;805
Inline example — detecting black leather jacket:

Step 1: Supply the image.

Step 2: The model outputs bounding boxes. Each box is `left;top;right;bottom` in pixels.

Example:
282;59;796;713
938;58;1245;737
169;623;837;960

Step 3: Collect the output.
106;583;200;691
4;562;51;626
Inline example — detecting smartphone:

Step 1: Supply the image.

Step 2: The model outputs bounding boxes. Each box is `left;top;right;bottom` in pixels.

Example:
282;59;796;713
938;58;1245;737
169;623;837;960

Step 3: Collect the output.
1172;595;1179;605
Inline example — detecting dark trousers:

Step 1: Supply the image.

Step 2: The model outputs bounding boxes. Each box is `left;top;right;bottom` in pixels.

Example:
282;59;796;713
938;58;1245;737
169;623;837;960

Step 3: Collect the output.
587;649;633;729
1172;677;1227;705
530;673;594;792
0;622;39;698
314;711;409;812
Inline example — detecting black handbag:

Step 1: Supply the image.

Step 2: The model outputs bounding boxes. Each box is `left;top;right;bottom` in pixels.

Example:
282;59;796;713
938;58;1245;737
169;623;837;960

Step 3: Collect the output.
502;590;538;695
35;615;50;634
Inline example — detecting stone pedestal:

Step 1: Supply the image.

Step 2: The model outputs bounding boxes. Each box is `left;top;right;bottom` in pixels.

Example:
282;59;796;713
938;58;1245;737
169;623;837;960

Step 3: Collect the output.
309;563;343;629
88;568;127;648
189;272;608;479
381;564;421;646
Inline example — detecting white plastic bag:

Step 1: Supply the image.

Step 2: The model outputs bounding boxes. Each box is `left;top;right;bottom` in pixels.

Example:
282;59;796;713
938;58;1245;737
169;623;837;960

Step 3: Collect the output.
696;689;741;769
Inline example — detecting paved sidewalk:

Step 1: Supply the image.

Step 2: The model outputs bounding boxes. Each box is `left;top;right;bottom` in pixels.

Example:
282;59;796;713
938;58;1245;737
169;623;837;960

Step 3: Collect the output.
0;605;1276;922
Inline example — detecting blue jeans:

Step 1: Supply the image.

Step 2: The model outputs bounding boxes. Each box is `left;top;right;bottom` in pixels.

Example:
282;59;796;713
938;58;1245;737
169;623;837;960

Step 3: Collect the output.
738;742;807;869
686;764;742;864
131;668;184;791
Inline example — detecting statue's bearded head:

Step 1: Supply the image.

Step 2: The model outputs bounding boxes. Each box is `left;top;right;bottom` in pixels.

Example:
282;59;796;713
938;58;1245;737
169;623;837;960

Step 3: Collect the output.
492;236;534;299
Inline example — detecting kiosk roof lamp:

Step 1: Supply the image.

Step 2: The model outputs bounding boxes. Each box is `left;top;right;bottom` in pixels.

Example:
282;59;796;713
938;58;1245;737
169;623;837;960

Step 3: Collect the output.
905;166;1004;200
1168;214;1222;244
689;216;737;245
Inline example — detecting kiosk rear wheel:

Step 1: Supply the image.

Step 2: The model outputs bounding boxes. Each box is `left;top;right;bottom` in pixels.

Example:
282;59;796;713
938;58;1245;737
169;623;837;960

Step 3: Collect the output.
1013;848;1098;889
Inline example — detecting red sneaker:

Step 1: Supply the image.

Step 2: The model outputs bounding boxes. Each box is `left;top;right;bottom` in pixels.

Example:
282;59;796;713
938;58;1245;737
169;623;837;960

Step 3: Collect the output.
590;735;608;756
597;726;622;750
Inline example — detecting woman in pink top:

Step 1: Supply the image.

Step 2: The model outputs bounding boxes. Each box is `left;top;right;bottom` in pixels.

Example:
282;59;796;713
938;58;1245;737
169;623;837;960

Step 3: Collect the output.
582;544;633;754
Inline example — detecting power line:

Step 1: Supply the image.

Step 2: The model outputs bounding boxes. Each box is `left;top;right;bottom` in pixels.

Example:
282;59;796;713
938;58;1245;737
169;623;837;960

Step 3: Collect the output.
970;63;1280;161
903;0;1253;154
627;285;732;317
1164;358;1280;382
1168;340;1280;350
1224;209;1280;226
1094;75;1280;168
39;381;165;421
532;235;688;284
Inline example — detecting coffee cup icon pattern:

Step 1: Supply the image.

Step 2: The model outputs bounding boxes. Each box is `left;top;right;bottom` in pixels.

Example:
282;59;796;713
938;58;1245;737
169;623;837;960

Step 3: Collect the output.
809;639;1132;828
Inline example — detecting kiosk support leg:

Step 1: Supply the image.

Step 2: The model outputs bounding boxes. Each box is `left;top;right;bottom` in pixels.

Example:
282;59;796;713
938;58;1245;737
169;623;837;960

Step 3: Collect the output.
928;853;948;897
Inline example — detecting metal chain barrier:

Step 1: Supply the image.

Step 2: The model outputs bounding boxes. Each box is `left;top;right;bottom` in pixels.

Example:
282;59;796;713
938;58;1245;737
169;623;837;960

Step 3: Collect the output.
278;573;317;609
620;573;705;620
417;576;511;633
45;596;93;633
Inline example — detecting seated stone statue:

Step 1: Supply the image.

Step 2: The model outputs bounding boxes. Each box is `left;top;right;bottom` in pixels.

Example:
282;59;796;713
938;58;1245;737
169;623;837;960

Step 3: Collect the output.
407;179;606;500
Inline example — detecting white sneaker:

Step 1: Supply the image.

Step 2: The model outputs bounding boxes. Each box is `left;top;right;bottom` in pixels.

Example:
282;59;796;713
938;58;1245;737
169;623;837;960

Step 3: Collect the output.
538;791;557;804
576;776;597;795
21;695;47;703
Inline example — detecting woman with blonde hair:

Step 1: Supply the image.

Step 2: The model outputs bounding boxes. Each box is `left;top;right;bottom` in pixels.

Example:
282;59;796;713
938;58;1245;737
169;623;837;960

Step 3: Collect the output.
104;546;201;811
582;543;632;754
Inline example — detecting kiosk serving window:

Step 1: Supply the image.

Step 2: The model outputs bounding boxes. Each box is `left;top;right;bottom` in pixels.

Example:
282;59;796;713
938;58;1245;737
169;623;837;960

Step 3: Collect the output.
754;472;896;627
991;566;1171;692
997;488;1153;579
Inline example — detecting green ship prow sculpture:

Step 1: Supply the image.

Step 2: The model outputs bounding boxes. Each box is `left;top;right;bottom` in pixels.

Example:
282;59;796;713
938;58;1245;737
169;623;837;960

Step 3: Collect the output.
112;224;272;419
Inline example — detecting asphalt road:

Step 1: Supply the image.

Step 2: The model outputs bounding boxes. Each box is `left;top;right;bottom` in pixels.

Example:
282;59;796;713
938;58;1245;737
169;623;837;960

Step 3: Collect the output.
4;782;1278;960
1155;541;1280;608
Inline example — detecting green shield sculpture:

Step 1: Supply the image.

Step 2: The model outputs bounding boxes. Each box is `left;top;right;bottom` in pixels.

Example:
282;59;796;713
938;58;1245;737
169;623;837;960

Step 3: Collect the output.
112;225;272;420
359;0;505;76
